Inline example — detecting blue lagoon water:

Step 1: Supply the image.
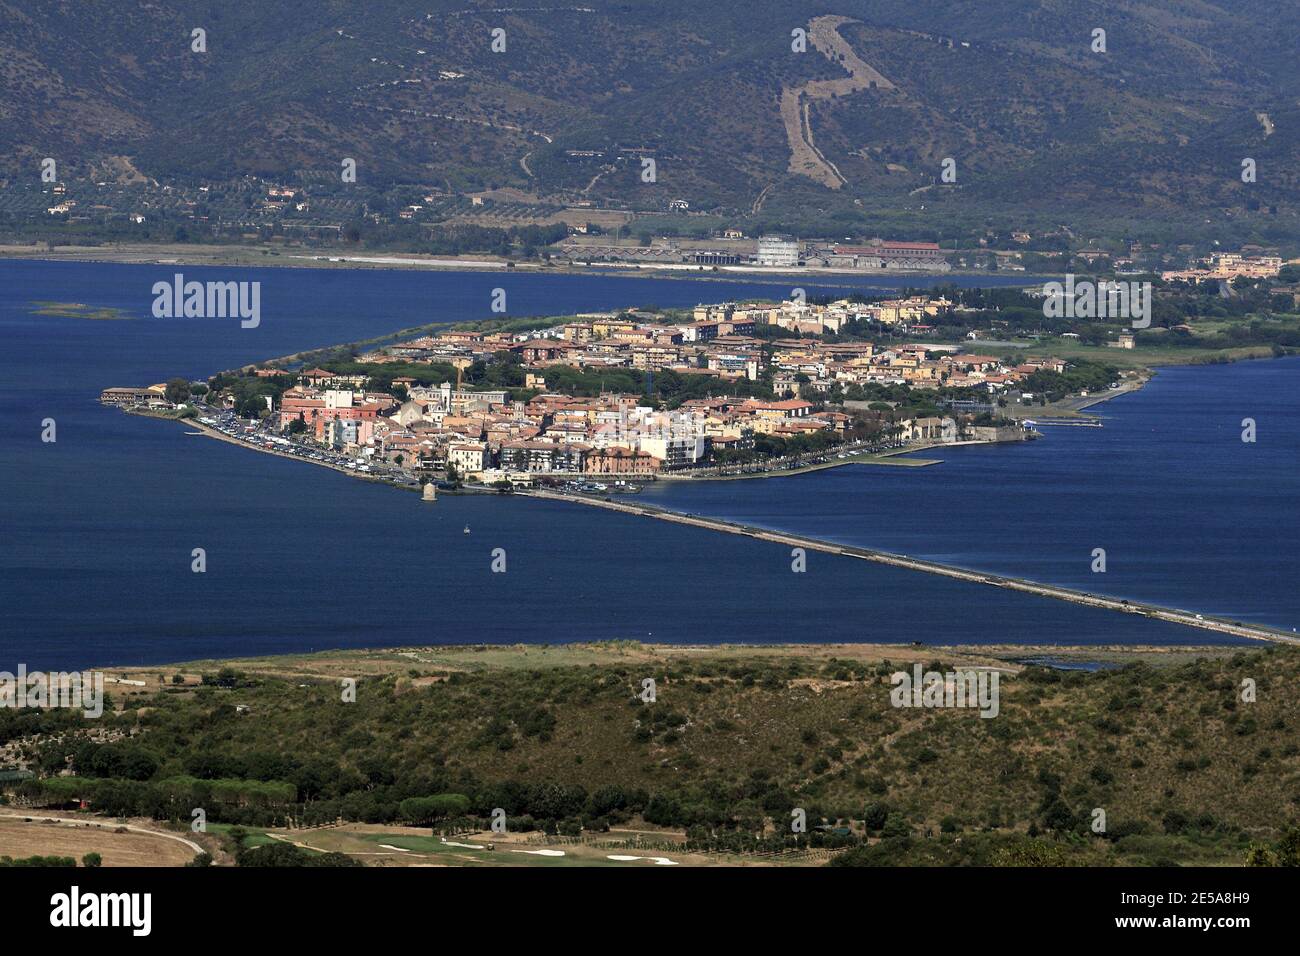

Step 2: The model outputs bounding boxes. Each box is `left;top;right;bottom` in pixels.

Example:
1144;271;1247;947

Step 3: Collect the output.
0;260;1288;667
644;357;1300;632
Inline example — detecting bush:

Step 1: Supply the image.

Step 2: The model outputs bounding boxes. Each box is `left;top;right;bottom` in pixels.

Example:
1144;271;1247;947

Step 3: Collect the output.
0;855;77;867
863;802;889;831
237;843;359;867
882;813;910;839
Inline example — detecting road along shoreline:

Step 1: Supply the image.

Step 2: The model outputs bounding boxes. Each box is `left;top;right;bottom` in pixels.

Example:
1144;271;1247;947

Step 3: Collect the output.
522;489;1298;646
128;411;422;491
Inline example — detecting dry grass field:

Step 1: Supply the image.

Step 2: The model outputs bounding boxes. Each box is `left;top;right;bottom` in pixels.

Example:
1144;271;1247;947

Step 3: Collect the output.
0;815;200;867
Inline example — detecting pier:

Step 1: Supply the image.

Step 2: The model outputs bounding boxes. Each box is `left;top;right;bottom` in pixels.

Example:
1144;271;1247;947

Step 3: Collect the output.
1028;418;1104;428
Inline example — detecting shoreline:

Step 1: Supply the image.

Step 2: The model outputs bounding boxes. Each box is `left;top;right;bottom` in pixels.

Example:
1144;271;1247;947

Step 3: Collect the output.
1052;373;1151;415
149;413;487;497
0;242;1030;286
86;639;1259;676
655;442;962;480
165;414;419;491
157;406;1001;487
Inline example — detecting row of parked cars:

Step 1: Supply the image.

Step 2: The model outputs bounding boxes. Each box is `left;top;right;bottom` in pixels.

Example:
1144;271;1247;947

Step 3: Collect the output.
556;479;643;494
715;439;906;476
195;408;417;486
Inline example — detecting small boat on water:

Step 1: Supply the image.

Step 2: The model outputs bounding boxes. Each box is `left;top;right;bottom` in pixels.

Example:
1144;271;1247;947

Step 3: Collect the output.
463;525;471;535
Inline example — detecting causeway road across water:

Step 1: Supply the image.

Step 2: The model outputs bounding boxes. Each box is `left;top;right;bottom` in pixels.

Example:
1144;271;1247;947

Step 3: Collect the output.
523;489;1297;646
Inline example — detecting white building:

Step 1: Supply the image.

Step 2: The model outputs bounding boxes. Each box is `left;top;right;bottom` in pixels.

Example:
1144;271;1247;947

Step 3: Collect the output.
638;434;706;470
324;419;361;448
756;235;800;268
448;442;489;474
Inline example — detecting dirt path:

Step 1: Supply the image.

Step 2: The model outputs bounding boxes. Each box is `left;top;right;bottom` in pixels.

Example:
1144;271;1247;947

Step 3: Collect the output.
782;15;896;188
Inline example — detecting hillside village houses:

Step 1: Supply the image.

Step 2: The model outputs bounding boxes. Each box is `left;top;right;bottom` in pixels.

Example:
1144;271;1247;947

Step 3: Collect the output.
191;295;1059;479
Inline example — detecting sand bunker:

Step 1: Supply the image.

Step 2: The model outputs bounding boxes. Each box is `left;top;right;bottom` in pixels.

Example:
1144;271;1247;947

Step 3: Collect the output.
607;854;679;866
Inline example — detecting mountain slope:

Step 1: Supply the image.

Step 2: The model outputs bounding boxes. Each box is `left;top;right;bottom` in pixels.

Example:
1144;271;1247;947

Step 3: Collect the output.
1;0;1296;220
